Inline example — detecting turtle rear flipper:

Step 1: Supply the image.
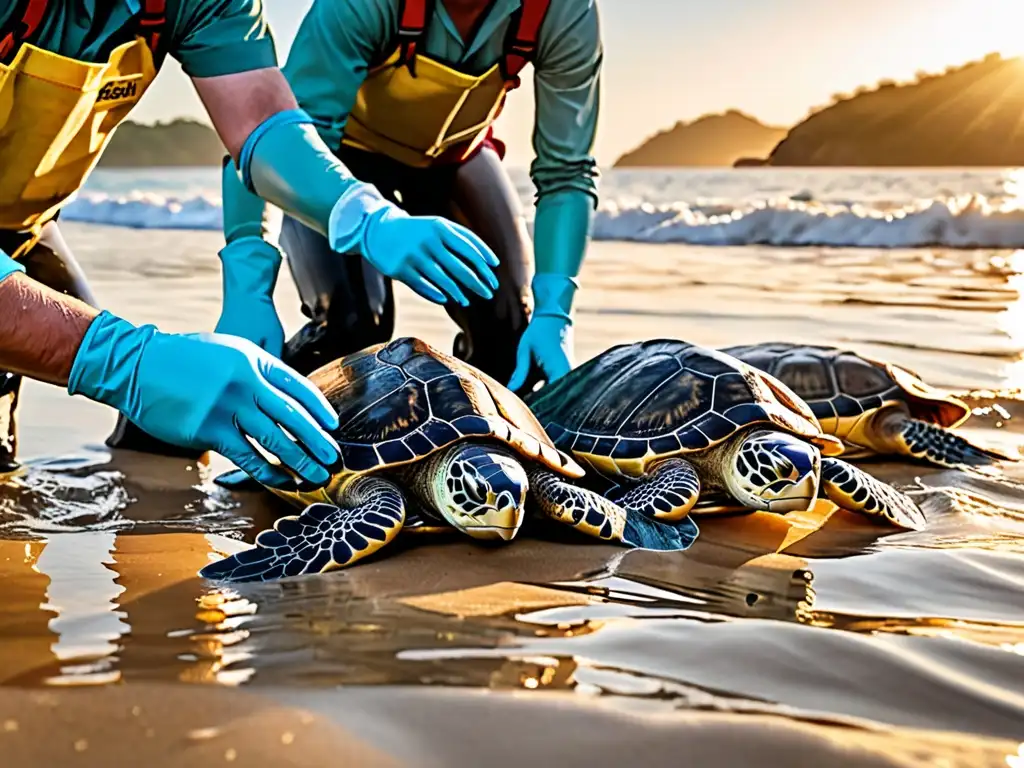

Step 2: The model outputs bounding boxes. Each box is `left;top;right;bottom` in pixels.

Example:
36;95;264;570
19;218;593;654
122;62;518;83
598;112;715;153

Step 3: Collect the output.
819;458;925;531
200;477;406;582
896;418;1012;468
527;468;698;551
610;459;700;522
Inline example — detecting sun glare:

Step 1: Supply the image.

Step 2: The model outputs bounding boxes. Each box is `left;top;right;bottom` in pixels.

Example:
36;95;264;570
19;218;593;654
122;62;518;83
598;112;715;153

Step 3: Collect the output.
975;2;1024;59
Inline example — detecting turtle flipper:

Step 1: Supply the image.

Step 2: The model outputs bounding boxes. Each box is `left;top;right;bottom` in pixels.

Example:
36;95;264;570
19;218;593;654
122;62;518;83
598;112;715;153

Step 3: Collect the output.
819;458;925;530
895;418;1011;468
610;458;700;521
213;469;264;491
527;468;697;551
200;477;406;582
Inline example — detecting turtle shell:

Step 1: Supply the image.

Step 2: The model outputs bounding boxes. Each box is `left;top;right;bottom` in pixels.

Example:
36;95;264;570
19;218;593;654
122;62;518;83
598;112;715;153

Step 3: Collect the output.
527;340;843;479
314;337;581;482
724;343;969;433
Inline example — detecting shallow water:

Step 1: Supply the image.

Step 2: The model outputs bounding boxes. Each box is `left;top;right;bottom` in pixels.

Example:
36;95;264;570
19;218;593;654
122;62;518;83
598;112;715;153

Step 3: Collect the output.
3;223;1024;765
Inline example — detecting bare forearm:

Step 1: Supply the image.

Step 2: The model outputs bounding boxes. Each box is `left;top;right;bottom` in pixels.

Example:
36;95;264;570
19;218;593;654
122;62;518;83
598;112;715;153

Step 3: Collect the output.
192;67;299;163
0;273;99;385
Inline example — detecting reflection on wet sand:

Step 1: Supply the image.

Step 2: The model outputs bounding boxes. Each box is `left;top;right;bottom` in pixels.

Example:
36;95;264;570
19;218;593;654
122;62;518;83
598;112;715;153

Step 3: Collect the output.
0;540;56;684
1;439;1024;758
39;532;124;685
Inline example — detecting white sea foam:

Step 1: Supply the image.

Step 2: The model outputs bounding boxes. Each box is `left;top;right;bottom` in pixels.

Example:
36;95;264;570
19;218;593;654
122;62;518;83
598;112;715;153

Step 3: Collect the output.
62;189;1024;248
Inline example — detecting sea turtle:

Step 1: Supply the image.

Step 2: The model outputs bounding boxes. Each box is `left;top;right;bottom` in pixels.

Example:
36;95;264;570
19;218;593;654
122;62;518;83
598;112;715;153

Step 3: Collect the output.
723;342;1008;468
525;340;926;530
200;338;695;583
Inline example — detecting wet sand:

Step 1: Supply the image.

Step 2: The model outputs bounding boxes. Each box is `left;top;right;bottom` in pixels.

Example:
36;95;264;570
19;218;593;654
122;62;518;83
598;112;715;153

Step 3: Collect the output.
3;224;1024;765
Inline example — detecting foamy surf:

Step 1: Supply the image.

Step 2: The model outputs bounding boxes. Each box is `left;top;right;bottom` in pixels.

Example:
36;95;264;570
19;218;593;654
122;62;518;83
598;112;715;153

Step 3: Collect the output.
63;192;223;230
62;190;1024;248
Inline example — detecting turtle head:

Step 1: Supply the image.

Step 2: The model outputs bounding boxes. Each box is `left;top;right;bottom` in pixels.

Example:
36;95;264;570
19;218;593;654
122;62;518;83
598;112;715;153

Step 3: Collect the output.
435;443;528;541
725;430;820;514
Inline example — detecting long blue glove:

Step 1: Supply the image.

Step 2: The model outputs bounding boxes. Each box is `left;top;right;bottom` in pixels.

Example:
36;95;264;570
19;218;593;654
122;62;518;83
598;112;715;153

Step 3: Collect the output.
508;191;594;392
241;112;500;306
508;274;578;392
0;249;25;283
215;238;285;357
68;311;341;489
215;159;285;356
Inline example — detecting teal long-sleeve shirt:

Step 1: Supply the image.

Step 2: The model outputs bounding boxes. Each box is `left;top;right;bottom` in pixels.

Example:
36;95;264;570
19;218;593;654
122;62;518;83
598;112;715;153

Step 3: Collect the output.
285;0;602;204
0;0;277;77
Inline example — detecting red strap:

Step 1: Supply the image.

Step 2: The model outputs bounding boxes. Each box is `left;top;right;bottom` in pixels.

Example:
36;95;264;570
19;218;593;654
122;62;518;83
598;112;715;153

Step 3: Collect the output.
397;0;432;76
502;0;551;88
0;0;49;64
137;0;167;55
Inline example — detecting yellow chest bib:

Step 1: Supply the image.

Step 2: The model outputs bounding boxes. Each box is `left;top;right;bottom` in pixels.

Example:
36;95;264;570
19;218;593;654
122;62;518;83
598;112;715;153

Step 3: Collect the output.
0;37;157;239
340;0;552;169
343;50;510;168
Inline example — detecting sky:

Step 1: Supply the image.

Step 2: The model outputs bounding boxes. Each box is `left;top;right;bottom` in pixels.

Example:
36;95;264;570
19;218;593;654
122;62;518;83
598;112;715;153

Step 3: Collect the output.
135;0;1024;166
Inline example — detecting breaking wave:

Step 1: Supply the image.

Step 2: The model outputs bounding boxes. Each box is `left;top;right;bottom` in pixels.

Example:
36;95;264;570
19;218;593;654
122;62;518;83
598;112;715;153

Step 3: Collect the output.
62;191;1024;249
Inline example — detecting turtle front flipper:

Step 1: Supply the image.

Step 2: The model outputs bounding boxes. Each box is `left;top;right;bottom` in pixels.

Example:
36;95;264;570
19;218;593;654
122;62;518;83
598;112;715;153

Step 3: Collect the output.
527;468;698;551
895;418;1011;468
610;458;700;521
213;469;265;491
200;477;406;582
819;458;925;531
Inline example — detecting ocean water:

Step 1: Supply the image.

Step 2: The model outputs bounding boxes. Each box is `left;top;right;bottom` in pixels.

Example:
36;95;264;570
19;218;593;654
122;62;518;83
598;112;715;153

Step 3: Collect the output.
70;166;1024;248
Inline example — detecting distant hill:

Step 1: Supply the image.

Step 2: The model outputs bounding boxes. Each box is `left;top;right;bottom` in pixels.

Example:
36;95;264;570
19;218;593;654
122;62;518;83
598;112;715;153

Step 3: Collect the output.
767;53;1024;166
614;110;788;168
98;119;225;167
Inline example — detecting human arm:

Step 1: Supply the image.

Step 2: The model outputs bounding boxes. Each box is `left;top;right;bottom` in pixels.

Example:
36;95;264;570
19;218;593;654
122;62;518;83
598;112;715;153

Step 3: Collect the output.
181;0;497;306
508;0;603;391
0;254;97;385
214;156;285;356
0;250;338;488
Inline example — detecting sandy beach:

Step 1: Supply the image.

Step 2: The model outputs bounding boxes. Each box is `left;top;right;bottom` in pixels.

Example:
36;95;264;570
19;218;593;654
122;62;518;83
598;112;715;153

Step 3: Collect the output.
2;223;1024;766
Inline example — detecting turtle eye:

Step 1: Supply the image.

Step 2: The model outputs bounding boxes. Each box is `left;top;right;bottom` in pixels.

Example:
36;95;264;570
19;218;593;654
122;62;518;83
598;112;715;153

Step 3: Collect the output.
495;491;515;511
462;471;488;505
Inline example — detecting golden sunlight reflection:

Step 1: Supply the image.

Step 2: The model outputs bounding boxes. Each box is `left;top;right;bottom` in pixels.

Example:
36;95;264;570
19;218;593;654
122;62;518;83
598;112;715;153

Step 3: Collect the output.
107;533;248;686
488;656;578;691
0;540;57;684
0;530;258;687
36;533;127;686
185;587;258;686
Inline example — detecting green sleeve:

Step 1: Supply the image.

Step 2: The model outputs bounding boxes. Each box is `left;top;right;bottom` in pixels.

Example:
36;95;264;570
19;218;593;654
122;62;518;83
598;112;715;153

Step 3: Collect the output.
170;0;279;78
283;0;389;149
529;0;602;204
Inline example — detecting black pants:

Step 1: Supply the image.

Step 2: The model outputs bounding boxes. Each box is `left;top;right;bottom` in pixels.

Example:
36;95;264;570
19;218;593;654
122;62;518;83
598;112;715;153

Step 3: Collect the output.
0;220;199;467
281;145;538;389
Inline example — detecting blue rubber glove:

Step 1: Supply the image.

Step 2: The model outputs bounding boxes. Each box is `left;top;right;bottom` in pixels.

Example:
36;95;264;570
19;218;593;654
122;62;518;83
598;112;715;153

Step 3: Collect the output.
215;158;285;355
221;154;268;243
330;184;500;306
0;249;25;284
68;311;341;489
508;274;578;392
214;238;285;357
241;112;500;306
508;191;594;392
